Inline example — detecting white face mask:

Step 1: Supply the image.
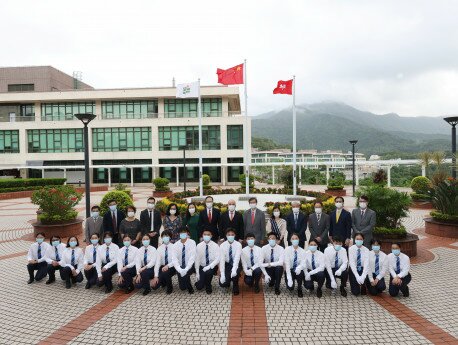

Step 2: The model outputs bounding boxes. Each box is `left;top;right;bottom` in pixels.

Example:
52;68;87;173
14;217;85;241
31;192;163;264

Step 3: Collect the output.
249;203;257;209
127;211;135;218
292;207;300;214
335;202;343;209
228;205;236;212
147;203;155;210
315;208;322;214
169;209;176;215
188;207;195;215
273;211;280;218
206;202;213;209
359;202;367;209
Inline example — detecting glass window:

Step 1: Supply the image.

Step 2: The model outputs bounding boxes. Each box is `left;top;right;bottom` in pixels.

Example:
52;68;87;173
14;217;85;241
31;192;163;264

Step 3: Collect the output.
0;130;20;154
41;102;95;121
8;84;34;92
158;126;220;150
227;125;243;149
92;127;151;152
101;100;158;119
27;129;84;153
164;98;222;118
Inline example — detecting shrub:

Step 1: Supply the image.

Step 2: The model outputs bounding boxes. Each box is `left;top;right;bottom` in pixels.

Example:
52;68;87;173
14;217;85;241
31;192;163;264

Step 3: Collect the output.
411;192;431;201
410;176;431;194
432;178;458;216
373;169;388;186
202;174;211;187
0;185;64;193
279;166;294;189
100;190;133;215
239;174;255;188
31;185;82;224
0;178;66;189
373;226;407;239
430;210;458;224
153;177;170;192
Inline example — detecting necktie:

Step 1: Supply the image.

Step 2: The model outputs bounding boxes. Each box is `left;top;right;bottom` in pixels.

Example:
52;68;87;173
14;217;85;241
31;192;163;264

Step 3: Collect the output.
106;247;110;263
71;249;75;267
250;248;254;267
181;244;186;269
55;247;60;261
112;211;117;231
312;253;316;270
375;254;380;276
92;246;97;263
294;214;298;227
357;249;362;272
336;210;340;223
293;250;298;271
149;211;153;230
396;256;400;274
124;247;129;266
144;249;148;266
165;246;169;265
335;252;339;269
229;245;233;265
361;210;365;218
205;244;210;266
37;244;42;259
230;212;233;221
270;248;274;263
208;209;212;223
251;210;255;225
317;214;321;225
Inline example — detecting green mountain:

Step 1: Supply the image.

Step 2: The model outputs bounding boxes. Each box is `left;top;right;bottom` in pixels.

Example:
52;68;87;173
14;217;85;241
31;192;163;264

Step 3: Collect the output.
251;102;450;155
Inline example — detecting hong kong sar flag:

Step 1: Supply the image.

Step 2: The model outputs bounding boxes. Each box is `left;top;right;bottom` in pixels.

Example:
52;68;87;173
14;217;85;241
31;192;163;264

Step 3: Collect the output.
273;79;293;95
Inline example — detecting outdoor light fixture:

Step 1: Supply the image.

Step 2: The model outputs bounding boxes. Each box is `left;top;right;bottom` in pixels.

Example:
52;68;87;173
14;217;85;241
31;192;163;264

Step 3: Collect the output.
444;116;458;179
349;140;358;196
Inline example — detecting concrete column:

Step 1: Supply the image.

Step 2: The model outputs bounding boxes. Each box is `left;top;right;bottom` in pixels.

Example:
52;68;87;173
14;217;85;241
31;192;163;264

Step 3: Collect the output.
63;168;67;185
19;128;27;155
108;168;111;187
130;167;134;187
157;99;165;118
326;165;330;185
421;165;426;177
387;166;392;188
42;168;45;178
222;165;227;186
34;102;41;121
272;165;275;185
176;167;179;186
299;166;302;185
152;165;156;179
95;100;102;119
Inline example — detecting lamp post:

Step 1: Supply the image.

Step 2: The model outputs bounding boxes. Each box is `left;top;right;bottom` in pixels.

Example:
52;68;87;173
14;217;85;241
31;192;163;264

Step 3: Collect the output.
75;113;96;218
444;116;458;179
349;140;358;196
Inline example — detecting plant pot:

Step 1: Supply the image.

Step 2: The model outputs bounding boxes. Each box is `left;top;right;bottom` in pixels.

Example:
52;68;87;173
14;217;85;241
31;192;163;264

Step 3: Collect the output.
379;233;419;258
425;217;458;238
410;200;433;209
153;190;173;198
32;218;83;238
325;189;346;197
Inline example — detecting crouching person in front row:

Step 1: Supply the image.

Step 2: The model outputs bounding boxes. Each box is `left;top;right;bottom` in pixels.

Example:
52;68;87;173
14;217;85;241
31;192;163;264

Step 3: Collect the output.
96;232;119;293
83;233;100;289
348;233;370;296
44;235;66;285
241;233;265;294
284;233;306;297
173;228;197;294
135;235;157;295
388;243;411;297
219;228;242;295
59;237;84;289
324;236;348;297
365;239;387;296
302;238;325;298
262;232;285;295
195;229;220;294
117;235;138;294
151;231;175;294
27;232;50;284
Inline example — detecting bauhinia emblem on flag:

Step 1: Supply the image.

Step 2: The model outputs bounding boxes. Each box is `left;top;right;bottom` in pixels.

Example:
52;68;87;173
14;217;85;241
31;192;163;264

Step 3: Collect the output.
176;81;199;98
216;63;244;85
273;79;293;95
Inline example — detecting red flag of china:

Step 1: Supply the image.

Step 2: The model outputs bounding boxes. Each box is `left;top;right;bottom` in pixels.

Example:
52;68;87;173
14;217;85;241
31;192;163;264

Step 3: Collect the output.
273;79;293;95
216;63;244;85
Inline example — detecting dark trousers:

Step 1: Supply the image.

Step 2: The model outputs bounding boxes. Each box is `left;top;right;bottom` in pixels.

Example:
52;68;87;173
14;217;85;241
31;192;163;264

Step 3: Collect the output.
265;266;284;290
118;266;137;289
284;269;304;291
219;262;241;293
178;266;196;291
389;273;411;297
195;266;216;291
244;268;262;288
157;265;176;290
304;270;325;290
349;268;365;296
135;267;154;291
47;264;61;281
101;265;118;289
60;266;84;284
365;273;386;295
84;266;98;286
325;267;348;288
27;261;48;281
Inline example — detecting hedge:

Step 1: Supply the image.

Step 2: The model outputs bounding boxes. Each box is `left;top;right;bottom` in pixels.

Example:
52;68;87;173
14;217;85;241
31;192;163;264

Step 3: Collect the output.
0;178;66;189
0;185;65;193
430;211;458;224
373;226;407;239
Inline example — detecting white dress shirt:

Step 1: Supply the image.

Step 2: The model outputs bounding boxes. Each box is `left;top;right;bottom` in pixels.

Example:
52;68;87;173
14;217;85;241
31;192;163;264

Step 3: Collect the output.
284;245;306;279
83;244;100;265
95;243;119;277
27;242;51;263
172;239;197;272
368;250;388;282
261;244;285;267
195;240;220;270
323;246;348;286
44;243;66;264
301;250;325;278
135;245;157;271
59;247;84;274
241;245;266;275
387;252;410;279
348;244;370;281
219;240;242;279
154;243;174;278
117;245;139;276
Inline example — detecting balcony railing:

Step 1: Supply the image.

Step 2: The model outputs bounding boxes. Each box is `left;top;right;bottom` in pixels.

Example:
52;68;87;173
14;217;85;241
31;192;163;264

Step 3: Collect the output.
1;115;36;122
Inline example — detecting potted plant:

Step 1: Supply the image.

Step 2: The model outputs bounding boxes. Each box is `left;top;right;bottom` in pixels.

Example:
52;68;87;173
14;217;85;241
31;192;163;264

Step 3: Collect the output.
410;176;433;209
325;175;346;196
202;174;212;193
152;177;172;197
114;183;132;199
31;185;83;238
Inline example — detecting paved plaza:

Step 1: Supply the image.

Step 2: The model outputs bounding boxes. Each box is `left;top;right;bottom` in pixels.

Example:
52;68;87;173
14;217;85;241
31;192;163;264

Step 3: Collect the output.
0;187;457;344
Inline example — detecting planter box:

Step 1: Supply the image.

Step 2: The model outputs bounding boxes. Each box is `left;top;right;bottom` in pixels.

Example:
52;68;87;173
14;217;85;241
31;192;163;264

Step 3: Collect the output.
32;218;83;238
325;189;346;197
410;200;433;209
425;217;458;238
153;190;173;198
379;233;419;258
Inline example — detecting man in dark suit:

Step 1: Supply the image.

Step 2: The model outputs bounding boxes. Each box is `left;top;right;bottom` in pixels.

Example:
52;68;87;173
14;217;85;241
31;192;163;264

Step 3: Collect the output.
102;199;125;245
351;195;376;248
308;201;330;251
140;197;162;248
242;197;266;246
329;196;352;249
219;199;244;241
286;201;308;248
198;196;221;242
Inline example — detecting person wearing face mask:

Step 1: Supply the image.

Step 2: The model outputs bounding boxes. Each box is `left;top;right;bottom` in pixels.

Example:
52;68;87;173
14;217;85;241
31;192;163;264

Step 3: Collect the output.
219;199;244;241
352;195;376;248
324;236;349;297
83;233;101;289
219;228;243;295
117;235;139;293
59;237;84;289
134;235;157;296
243;197;266;246
172;228;197;294
241;233;266;293
348;233;370;296
387;243;411;297
183;203;200;242
163;203;182;243
119;205;142;248
198;196;221;242
96;232;119;293
329;197;352;249
266;205;287;247
365;239;387;296
261;232;285;295
308;201;330;252
102;199;125;246
140;197;162;248
301;239;326;298
44;235;66;285
151;230;176;294
194;230;221;294
284;233;306;297
26;232;51;284
286;201;308;248
84;205;103;245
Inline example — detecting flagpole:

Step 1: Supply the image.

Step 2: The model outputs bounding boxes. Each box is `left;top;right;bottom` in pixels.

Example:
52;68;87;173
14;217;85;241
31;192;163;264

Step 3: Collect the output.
244;59;249;195
198;78;203;197
292;75;297;196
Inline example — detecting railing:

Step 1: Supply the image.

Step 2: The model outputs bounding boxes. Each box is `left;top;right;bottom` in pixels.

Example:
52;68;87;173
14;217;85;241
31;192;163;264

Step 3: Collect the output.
1;115;36;122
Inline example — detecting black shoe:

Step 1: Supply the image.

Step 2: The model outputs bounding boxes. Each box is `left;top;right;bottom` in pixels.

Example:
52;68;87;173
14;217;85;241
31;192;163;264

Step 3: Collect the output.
65;280;71;289
254;286;260;294
340;286;347;297
317;288;323;298
142;289;150;296
105;287;113;293
403;286;410;297
233;290;239;296
27;278;34;284
46;279;55;285
126;285;134;294
275;288;280;295
361;286;367;295
71;277;76;285
188;287;194;294
166;287;173;294
298;289;303;298
206;287;212;294
85;282;91;289
269;281;275;288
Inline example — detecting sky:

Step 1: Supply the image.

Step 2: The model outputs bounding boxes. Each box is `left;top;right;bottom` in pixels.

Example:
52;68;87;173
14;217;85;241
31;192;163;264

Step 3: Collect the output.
1;0;458;117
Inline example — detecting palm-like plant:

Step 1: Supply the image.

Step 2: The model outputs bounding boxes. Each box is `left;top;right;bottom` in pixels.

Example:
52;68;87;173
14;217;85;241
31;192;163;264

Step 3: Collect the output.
418;151;431;168
431;151;446;166
432;179;458;216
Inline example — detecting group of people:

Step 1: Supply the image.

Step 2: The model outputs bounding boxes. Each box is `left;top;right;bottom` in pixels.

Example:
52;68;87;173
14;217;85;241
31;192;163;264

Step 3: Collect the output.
26;195;411;298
